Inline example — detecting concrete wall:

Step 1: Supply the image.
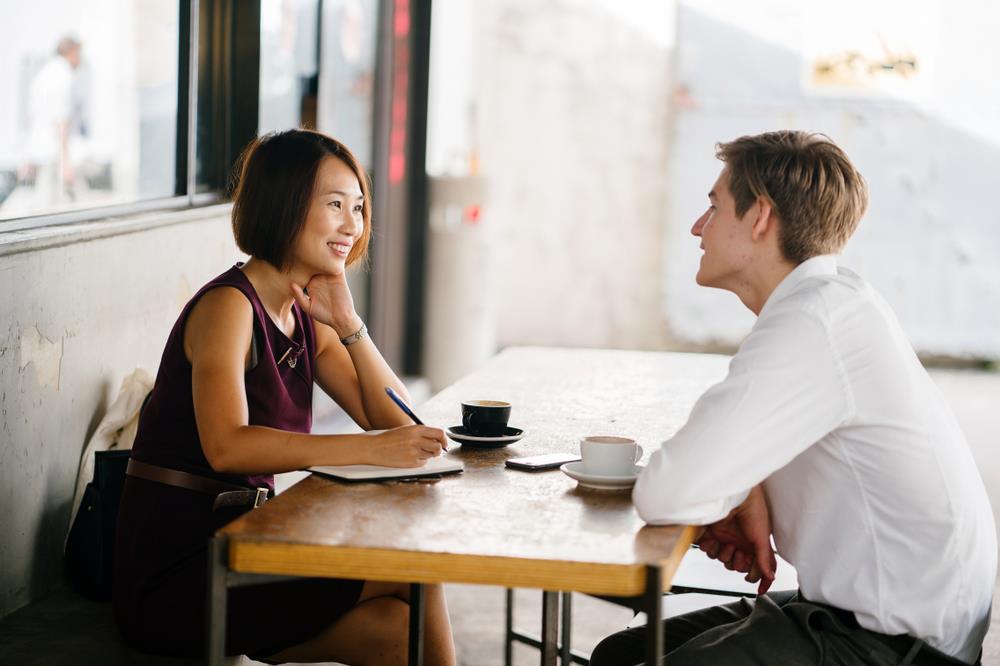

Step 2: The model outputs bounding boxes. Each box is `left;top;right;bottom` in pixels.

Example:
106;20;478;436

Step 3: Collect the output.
663;0;1000;358
428;0;680;353
485;0;678;351
0;211;238;618
428;0;1000;361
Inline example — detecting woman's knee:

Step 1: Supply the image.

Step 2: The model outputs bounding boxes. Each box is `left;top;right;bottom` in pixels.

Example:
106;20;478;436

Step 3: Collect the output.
356;596;410;665
359;579;412;604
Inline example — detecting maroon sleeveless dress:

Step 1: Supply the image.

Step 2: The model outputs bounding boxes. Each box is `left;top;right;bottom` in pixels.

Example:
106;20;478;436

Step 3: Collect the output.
113;264;364;659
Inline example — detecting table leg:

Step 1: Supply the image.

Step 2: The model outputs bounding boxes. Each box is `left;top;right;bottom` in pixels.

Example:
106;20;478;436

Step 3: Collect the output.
560;592;572;665
541;590;558;666
505;588;514;666
206;536;227;666
409;583;425;666
645;565;663;666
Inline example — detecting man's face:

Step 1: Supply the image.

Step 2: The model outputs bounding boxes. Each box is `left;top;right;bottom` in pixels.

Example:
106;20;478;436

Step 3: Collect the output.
690;168;756;290
65;45;82;69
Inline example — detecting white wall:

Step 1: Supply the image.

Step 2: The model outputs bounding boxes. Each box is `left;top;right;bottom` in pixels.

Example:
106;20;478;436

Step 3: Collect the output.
425;0;479;177
427;0;1000;361
663;0;1000;358
0;212;238;617
428;0;680;352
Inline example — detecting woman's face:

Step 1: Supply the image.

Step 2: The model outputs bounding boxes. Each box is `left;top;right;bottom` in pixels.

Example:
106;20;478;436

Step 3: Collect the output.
290;156;365;277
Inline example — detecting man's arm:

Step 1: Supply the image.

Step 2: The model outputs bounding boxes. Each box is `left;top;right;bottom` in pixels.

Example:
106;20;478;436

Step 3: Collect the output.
696;485;776;594
633;306;853;526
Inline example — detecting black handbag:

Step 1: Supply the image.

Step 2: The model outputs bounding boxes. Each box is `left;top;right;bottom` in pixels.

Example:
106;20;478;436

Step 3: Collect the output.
64;448;131;601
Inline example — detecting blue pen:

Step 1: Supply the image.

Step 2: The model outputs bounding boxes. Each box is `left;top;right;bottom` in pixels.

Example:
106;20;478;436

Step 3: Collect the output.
385;386;425;425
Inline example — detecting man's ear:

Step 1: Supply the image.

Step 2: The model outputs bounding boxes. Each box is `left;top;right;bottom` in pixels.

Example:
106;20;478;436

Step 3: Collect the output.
750;196;775;242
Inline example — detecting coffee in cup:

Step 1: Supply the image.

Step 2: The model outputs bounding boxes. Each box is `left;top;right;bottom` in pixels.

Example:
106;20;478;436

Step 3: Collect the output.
580;436;643;476
461;400;512;436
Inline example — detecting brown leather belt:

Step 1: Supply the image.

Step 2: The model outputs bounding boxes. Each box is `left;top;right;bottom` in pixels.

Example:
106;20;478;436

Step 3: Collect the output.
126;459;269;511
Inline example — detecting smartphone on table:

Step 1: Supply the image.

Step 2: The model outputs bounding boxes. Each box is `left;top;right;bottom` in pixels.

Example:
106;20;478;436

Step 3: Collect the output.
505;453;581;471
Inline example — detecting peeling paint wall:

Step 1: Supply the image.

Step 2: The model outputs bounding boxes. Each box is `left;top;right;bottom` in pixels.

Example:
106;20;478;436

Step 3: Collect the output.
0;213;239;618
18;327;64;391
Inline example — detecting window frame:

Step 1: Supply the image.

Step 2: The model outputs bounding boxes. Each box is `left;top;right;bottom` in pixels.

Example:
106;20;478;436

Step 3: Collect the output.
0;0;258;234
1;0;434;379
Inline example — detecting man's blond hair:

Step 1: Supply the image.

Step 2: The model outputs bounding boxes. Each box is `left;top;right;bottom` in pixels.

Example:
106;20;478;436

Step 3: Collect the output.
716;131;868;263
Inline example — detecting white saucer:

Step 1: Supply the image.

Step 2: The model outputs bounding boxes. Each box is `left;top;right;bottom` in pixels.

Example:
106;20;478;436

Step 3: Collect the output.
560;461;642;490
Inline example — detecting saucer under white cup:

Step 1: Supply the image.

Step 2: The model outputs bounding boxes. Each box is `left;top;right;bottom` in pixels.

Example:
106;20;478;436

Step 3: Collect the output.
579;436;643;476
560;461;642;490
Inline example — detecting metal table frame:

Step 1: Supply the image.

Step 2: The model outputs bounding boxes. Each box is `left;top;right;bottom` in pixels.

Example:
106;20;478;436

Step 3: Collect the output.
207;537;666;666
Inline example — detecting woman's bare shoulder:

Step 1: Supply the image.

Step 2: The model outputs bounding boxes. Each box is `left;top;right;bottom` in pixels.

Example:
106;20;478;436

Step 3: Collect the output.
184;286;255;361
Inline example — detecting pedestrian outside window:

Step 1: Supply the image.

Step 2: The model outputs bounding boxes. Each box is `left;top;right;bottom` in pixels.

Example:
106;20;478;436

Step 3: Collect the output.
258;0;321;134
0;1;180;222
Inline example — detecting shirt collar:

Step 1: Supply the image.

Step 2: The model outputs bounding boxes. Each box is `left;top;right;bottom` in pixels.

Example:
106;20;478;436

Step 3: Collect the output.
759;254;838;317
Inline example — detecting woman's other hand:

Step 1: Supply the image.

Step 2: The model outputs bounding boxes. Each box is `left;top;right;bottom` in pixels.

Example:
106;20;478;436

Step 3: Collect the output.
369;426;448;468
292;272;363;338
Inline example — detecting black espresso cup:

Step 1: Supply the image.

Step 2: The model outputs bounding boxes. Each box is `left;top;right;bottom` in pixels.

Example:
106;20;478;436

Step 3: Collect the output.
461;400;512;437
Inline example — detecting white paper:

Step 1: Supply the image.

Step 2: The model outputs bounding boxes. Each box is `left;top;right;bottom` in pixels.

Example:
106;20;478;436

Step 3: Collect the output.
310;454;463;480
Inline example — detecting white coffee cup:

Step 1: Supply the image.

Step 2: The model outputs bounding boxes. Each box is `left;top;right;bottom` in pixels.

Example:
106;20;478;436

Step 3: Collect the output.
580;436;643;476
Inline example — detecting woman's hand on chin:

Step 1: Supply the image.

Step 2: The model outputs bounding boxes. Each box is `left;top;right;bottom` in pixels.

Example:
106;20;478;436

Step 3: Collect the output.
292;272;363;337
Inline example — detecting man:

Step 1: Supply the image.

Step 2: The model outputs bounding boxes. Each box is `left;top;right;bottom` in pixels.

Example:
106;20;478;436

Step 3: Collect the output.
591;131;996;665
20;35;86;206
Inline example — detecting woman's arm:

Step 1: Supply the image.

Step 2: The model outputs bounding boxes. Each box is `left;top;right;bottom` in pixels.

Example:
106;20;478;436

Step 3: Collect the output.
185;287;443;474
311;322;414;431
293;273;416;431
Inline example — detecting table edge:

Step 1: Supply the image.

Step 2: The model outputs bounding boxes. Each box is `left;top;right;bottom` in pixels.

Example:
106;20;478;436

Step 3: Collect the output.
225;525;698;596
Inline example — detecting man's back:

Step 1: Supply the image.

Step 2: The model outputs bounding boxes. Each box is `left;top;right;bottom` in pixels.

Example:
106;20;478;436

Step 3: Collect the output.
634;255;995;661
761;257;996;662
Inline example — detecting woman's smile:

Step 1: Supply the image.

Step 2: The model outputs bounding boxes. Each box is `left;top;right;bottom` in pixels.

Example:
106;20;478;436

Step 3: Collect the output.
328;241;352;257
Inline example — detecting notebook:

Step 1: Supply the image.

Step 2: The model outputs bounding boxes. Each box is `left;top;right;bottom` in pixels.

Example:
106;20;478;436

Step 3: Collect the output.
310;454;464;482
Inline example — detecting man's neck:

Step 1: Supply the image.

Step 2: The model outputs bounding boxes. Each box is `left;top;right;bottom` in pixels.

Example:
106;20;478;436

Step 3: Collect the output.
735;257;798;316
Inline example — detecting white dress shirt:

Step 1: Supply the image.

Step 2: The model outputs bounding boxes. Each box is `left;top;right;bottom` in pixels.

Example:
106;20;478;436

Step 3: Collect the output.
634;255;997;663
27;57;74;162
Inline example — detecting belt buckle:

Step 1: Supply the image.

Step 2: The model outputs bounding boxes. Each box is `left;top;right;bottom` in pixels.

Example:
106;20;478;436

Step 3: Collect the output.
253;487;268;508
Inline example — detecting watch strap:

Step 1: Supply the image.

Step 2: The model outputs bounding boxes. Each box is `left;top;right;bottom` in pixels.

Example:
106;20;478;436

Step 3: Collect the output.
340;322;367;346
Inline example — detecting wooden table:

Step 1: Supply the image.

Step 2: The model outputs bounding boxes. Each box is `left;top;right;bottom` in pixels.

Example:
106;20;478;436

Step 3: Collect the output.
207;347;731;665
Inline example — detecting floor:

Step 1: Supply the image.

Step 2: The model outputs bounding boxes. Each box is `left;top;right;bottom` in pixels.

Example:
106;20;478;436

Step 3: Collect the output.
0;367;997;665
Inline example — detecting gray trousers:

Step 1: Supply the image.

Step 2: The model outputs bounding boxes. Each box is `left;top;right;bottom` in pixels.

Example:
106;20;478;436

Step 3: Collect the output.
589;591;978;666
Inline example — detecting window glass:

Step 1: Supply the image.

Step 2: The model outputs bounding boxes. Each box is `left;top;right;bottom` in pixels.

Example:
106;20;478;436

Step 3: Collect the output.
259;0;321;134
318;0;380;169
0;0;180;220
320;0;382;322
195;0;225;194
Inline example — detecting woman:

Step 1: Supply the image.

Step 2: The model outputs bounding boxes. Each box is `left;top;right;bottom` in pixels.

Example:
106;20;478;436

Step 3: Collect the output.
113;129;456;665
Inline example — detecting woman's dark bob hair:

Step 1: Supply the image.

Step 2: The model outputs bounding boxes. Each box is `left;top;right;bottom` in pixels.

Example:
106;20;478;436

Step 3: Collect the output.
230;129;372;270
